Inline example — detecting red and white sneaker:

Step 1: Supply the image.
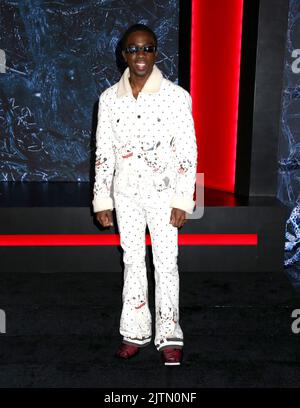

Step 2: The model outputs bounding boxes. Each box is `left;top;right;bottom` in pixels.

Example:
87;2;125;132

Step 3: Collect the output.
161;347;183;366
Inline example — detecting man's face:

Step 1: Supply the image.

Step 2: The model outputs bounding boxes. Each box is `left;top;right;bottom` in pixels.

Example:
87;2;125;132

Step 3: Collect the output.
122;30;157;78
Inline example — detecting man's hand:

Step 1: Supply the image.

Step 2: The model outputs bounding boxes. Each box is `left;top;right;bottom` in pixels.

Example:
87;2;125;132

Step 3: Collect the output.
169;208;187;228
96;210;114;227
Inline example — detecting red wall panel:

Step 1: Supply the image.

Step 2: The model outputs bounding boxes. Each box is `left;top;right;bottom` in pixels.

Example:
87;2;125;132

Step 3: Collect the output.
190;0;244;192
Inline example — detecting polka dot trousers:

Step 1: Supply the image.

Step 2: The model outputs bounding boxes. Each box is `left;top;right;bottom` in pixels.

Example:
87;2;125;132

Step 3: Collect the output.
114;191;184;352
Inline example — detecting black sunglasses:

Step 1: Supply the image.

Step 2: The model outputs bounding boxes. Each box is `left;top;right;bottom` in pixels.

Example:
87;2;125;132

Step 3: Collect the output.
124;45;157;54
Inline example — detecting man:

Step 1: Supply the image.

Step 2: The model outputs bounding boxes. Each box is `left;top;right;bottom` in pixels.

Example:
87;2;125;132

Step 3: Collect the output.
92;24;197;366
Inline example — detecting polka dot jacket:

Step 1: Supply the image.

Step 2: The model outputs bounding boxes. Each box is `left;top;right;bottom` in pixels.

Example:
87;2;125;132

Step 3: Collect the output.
92;64;198;214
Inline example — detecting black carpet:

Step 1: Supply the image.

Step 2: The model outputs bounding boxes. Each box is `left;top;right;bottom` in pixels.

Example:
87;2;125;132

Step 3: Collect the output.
0;270;299;387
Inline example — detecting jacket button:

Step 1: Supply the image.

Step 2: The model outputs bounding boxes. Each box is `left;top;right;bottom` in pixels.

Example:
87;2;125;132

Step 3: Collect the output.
137;115;141;118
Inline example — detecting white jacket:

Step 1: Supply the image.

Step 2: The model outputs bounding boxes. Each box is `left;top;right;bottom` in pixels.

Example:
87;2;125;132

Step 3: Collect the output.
92;64;198;214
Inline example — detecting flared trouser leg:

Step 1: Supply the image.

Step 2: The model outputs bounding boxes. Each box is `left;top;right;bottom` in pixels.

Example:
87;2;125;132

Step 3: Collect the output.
145;204;184;352
114;193;152;347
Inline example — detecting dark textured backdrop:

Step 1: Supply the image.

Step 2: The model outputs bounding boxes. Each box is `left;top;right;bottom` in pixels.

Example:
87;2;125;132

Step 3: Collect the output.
0;0;179;181
278;0;300;208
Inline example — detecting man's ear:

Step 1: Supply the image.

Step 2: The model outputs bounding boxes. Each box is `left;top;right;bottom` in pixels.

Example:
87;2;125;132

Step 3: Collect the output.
122;50;127;62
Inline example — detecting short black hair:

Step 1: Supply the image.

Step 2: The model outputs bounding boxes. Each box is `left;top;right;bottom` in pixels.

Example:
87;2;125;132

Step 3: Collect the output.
121;24;157;50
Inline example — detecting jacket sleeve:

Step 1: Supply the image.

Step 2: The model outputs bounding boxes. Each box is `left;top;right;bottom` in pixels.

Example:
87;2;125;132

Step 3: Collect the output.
92;92;116;212
170;89;198;214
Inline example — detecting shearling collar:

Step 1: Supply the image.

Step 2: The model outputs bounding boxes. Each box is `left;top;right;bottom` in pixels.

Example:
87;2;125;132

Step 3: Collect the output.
117;64;163;98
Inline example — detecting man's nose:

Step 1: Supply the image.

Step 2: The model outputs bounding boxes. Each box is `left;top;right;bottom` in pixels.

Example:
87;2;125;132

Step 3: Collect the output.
136;48;146;55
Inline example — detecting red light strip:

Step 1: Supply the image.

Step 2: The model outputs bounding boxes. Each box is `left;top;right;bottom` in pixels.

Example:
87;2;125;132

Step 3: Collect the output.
0;234;257;246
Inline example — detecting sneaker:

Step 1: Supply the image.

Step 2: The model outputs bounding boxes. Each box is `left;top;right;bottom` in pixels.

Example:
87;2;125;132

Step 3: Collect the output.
116;343;140;359
161;347;182;366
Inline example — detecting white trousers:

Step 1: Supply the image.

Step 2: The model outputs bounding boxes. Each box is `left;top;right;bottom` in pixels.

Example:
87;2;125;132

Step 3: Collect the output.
113;191;184;352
